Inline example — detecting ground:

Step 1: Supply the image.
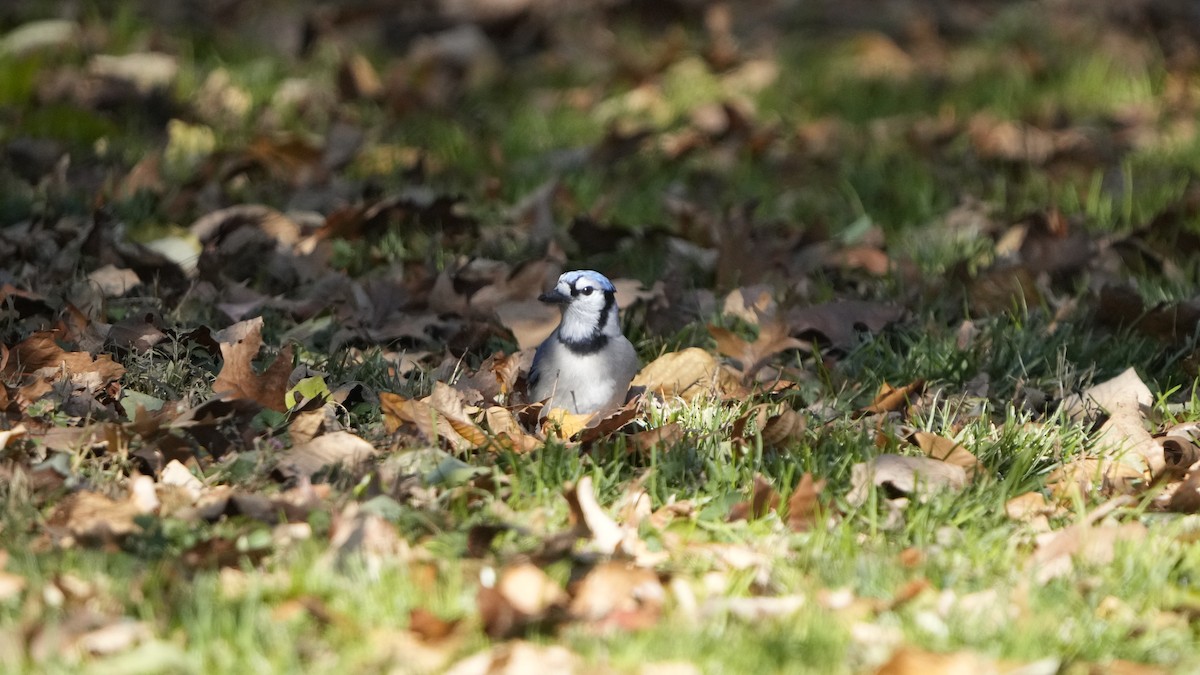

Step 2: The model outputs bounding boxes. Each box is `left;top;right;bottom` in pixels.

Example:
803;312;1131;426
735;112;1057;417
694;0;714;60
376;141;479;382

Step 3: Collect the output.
2;1;1200;673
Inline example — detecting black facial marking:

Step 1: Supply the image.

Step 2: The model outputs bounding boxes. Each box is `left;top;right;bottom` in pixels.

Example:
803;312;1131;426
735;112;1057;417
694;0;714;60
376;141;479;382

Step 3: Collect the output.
560;290;617;355
599;291;615;330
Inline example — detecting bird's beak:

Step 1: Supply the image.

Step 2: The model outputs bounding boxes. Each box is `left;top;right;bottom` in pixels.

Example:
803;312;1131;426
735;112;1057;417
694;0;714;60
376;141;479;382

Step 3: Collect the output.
538;289;571;305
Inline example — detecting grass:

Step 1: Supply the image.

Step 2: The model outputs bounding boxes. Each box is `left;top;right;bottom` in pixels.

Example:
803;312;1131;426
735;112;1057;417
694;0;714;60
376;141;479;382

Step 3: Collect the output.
4;1;1200;673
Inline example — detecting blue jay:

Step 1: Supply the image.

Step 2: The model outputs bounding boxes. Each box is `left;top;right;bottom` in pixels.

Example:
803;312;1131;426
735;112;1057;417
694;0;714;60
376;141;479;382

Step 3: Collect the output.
528;270;638;415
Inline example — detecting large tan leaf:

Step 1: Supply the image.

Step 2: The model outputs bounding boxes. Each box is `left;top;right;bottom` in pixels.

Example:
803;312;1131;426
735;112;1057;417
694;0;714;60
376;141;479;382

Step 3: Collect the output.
1061;367;1163;475
709;319;804;381
278;431;376;477
477;564;568;639
3;330;125;404
568;561;664;630
786;300;904;351
846;455;968;508
484;406;542;454
910;431;984;481
380;392;472;451
1028;496;1145;584
632;347;742;401
211;317;292;412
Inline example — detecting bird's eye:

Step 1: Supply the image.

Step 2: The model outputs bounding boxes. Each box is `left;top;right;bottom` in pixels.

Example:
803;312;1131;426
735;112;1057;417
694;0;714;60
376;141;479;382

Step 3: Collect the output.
581;287;594;296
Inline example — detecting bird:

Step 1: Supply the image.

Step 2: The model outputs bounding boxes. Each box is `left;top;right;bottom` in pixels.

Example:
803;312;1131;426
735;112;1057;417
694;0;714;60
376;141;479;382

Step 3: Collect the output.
528;270;638;416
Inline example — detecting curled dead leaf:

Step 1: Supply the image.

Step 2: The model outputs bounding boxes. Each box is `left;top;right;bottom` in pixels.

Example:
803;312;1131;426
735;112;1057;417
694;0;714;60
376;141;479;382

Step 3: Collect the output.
909;431;984;481
857;380;926;418
847;455;968;508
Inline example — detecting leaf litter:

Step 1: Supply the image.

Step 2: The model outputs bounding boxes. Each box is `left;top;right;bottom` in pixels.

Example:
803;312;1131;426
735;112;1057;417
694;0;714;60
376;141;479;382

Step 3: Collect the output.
2;1;1200;672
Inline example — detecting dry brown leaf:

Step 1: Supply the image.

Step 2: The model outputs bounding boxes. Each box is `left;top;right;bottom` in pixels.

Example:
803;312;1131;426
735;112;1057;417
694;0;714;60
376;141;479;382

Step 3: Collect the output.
478;563;568;639
1097;285;1200;345
627;423;684;456
1166;468;1200;513
786;473;826;532
541;408;596;440
876;646;1001;675
967;112;1087;164
1004;492;1055;532
86;265;141;298
709;319;804;381
568;561;664;630
1062;367;1164;476
1046;458;1145;501
909;431;984;481
427;382;488;446
445;641;579;675
786;300;904;352
211;317;293;412
0;551;25;602
1029;496;1144;584
380;392;473;450
48;475;159;546
847;455;969;508
721;285;776;324
483;406;542;454
564;475;624;554
966;265;1042;317
278;431;375;478
858;380;926;417
728;474;780;522
2;330;125;405
632;347;743;401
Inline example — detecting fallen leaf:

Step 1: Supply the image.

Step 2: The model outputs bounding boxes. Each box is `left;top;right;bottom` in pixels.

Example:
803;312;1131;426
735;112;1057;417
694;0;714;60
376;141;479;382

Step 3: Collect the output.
1046;458;1145;501
2;330;125;405
846;455;968;508
1029;496;1144;584
857;380;926;417
569;561;664;630
444;641;579;675
86;265;141;298
211;317;293;412
380;392;473;450
703;595;806;621
728;474;780;522
564;476;624;554
77;618;152;656
876;646;1001;675
786;300;904;351
909;431;984;481
277;431;376;478
408;607;459;643
478;563;568;639
1062;367;1164;475
709;319;804;381
627;423;684;456
786;473;826;532
632;347;743;401
483;406;542;454
0;551;25;601
326;502;409;571
1004;492;1055;532
48;476;160;546
541;407;595;440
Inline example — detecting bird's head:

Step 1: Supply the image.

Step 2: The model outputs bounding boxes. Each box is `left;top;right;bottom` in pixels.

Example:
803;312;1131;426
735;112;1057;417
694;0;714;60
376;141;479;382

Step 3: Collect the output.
540;270;621;342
